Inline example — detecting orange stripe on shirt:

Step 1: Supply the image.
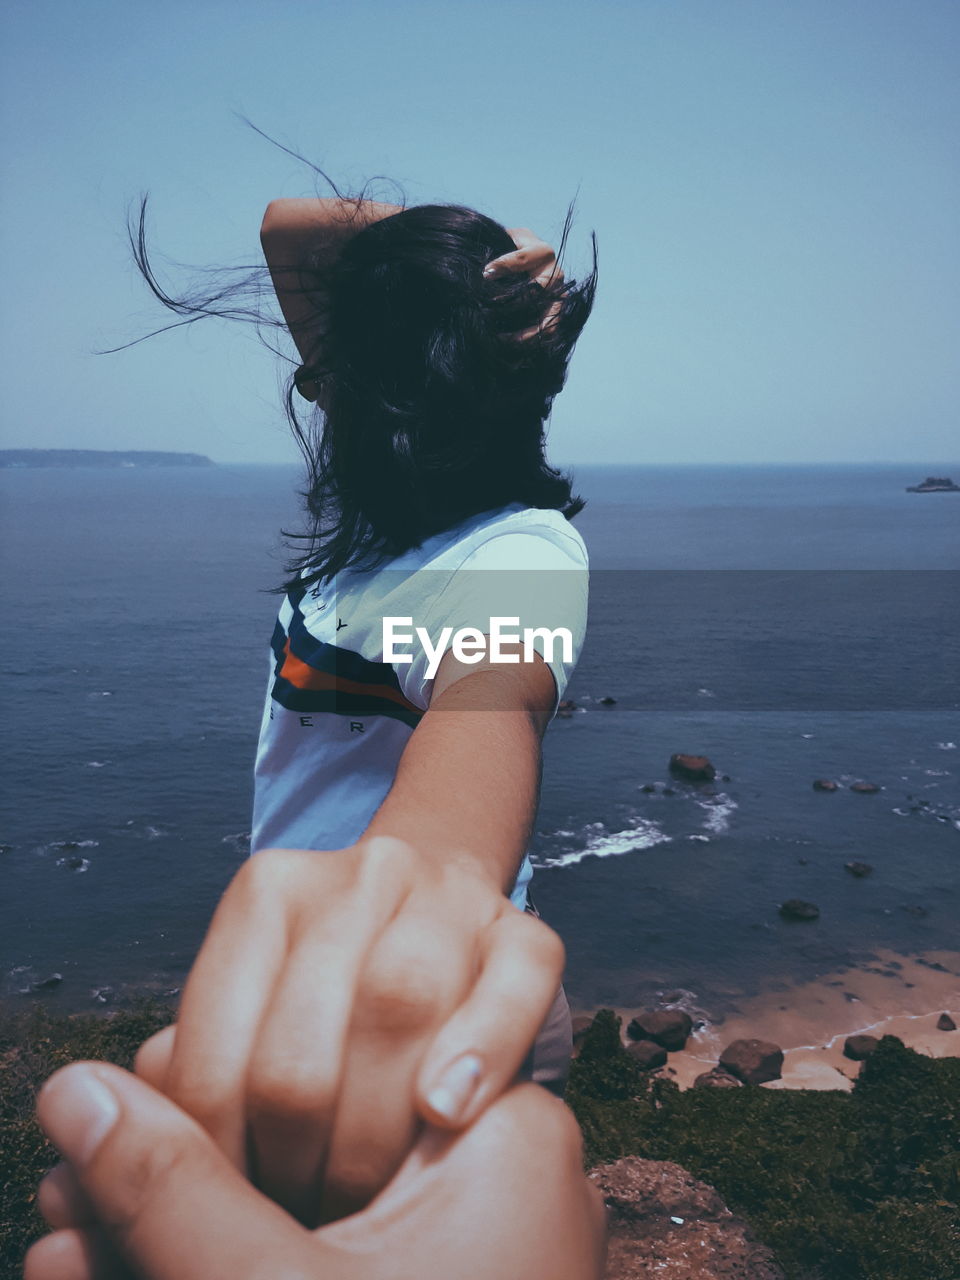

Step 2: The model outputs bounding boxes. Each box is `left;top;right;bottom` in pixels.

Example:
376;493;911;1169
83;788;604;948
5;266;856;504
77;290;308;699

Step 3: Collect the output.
279;642;422;714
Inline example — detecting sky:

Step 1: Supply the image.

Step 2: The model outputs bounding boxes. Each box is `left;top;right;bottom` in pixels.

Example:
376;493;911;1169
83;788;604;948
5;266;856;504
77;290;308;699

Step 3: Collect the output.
1;0;957;465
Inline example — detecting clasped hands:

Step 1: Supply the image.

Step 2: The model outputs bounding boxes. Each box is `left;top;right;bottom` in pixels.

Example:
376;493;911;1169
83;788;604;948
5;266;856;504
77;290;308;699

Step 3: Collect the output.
29;838;604;1279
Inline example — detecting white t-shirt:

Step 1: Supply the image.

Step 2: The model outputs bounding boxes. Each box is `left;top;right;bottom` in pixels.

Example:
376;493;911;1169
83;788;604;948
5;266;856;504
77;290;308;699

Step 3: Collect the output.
251;502;589;909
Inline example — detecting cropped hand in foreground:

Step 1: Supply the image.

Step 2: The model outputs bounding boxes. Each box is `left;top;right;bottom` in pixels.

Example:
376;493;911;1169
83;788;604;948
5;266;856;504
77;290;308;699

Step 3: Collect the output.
27;1060;606;1280
128;650;565;1225
134;835;565;1225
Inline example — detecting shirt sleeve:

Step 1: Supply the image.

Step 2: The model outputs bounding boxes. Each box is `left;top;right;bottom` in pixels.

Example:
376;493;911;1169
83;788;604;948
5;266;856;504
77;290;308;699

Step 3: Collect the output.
392;526;589;713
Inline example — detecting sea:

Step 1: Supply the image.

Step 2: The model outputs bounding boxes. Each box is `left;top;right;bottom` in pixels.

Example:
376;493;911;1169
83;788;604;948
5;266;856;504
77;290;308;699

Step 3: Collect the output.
1;463;958;1017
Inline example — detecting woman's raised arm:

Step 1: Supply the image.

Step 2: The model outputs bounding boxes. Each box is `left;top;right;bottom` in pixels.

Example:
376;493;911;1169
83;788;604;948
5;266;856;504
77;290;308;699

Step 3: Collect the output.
260;198;401;391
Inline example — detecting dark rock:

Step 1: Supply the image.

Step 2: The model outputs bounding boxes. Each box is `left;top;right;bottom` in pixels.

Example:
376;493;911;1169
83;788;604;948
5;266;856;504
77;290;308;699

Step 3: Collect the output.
719;1038;784;1085
843;1034;879;1061
850;781;881;794
779;898;820;922
557;699;577;713
640;783;658;793
599;696;617;706
590;1157;785;1279
936;1013;956;1031
813;778;839;792
64;854;87;871
627;1009;694;1052
845;860;873;878
662;787;676;796
668;754;716;782
32;973;63;991
626;1039;668;1070
693;1067;743;1089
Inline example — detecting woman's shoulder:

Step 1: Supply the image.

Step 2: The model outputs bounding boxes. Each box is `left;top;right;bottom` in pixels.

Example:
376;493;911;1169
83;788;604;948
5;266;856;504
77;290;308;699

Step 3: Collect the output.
430;503;588;571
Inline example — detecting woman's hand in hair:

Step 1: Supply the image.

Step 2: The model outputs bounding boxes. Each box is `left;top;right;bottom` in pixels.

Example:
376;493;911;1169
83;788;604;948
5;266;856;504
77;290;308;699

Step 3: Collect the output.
483;227;563;288
483;227;565;337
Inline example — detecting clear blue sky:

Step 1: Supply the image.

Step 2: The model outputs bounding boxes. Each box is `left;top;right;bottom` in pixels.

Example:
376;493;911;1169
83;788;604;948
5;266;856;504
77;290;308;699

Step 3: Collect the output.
1;0;957;464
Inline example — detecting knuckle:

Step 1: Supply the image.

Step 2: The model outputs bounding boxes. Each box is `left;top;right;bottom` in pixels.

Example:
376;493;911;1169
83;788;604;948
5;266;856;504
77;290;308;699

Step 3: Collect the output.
359;938;454;1033
246;1058;333;1123
524;916;566;972
166;1076;230;1135
243;846;304;888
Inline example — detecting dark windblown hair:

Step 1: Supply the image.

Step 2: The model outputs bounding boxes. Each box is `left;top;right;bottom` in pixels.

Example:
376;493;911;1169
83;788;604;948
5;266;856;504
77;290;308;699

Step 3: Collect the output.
122;186;597;589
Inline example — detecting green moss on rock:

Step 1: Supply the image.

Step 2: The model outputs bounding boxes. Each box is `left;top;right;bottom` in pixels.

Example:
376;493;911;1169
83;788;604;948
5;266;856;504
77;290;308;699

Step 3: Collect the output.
567;1012;960;1280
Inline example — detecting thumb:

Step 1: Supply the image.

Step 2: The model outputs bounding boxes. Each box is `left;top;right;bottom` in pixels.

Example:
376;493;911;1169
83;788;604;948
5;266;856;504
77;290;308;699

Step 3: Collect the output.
33;1062;319;1280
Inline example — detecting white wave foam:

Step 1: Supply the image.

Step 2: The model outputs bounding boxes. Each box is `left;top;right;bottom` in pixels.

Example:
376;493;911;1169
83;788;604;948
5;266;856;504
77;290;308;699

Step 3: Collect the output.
688;833;710;843
534;817;671;869
696;792;738;835
84;760;109;768
936;742;957;750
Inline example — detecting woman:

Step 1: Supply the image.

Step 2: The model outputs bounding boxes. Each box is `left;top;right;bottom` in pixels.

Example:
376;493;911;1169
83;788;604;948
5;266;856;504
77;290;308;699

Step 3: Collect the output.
100;192;597;1226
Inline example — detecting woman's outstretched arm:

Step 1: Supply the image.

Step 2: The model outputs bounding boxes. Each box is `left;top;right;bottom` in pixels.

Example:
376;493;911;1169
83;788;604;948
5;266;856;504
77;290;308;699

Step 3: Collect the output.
137;650;566;1227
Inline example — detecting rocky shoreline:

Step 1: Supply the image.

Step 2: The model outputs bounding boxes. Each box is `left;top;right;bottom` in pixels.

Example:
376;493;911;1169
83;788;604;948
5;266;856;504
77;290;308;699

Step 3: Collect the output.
571;948;960;1094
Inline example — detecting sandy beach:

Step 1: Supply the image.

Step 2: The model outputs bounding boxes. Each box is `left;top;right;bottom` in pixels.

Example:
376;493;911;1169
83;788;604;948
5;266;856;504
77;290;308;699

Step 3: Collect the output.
575;948;960;1091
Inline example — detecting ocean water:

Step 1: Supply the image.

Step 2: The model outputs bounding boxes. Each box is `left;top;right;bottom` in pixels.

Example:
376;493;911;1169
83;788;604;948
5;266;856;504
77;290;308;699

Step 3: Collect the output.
1;462;958;1013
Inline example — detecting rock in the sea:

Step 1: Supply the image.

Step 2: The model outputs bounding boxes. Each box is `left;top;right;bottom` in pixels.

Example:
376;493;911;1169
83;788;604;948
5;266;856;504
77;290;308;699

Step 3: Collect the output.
693;1067;743;1089
557;699;577;713
627;1010;694;1052
719;1038;784;1085
843;1034;879;1061
626;1039;669;1070
936;1013;956;1031
668;754;716;782
590;1157;785;1279
845;860;873;878
850;781;881;794
32;973;63;991
599;696;617;706
640;783;658;793
779;899;820;922
813;778;839;792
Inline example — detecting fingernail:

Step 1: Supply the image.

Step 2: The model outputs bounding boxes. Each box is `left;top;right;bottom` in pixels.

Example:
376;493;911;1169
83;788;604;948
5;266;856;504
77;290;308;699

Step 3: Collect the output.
39;1065;120;1166
482;265;496;278
425;1053;484;1124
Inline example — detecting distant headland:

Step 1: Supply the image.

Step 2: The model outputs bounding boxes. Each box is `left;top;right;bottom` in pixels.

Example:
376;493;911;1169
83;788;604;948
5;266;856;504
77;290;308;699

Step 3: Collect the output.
905;475;959;493
0;449;215;469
